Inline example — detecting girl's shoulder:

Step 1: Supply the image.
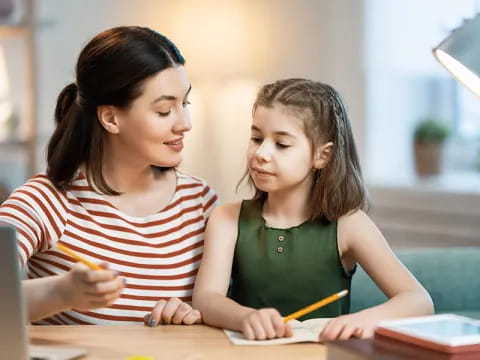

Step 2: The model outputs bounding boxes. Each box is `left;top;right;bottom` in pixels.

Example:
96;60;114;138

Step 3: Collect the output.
338;208;370;226
209;201;242;223
337;209;382;252
338;209;375;237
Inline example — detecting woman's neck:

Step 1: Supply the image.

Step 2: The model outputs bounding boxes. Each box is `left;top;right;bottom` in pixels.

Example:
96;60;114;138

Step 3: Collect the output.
100;142;165;194
102;162;162;194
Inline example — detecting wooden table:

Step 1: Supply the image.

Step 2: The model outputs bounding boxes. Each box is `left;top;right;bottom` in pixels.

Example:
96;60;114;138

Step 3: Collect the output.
29;325;326;360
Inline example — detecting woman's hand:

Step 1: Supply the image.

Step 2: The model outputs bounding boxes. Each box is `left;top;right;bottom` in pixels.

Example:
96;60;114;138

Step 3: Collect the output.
319;312;378;341
59;262;125;311
144;297;202;326
240;308;293;340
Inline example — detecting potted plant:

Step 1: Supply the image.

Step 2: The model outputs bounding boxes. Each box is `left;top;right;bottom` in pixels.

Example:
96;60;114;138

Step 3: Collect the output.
413;116;450;176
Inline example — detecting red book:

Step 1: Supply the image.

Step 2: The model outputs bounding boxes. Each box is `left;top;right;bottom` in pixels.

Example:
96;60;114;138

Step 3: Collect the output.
375;315;480;354
327;336;480;360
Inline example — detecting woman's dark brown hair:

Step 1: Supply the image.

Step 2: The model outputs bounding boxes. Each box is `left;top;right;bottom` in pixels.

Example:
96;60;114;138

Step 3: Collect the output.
243;78;368;221
47;26;185;194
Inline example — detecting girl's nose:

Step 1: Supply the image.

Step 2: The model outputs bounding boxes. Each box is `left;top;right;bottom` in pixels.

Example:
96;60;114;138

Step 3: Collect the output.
255;142;272;162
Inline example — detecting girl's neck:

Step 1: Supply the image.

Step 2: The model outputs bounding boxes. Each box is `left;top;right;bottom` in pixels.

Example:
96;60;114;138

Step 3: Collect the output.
262;185;312;229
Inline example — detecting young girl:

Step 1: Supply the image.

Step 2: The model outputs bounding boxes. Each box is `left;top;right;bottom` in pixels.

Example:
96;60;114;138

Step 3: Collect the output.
193;78;433;341
0;26;217;326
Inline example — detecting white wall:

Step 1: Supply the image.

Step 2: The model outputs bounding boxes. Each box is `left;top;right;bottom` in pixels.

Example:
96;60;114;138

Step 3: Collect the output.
7;0;477;248
33;0;366;203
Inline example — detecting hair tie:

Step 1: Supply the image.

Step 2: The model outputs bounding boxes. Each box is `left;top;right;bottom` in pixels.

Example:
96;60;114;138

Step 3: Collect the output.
74;83;91;108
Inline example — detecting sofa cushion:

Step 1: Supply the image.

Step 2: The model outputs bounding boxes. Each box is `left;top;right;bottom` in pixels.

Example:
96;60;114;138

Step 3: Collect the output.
350;247;480;319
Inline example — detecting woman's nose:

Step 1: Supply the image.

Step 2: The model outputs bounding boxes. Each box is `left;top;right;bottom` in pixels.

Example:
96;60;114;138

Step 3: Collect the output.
173;108;192;133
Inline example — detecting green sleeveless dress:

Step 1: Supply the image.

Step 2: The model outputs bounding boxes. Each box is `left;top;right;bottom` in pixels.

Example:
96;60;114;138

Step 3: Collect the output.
229;200;354;320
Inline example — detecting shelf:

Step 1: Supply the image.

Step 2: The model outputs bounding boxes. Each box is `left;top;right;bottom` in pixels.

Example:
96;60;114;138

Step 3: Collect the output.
0;26;27;38
368;171;480;196
0;139;28;148
0;0;36;181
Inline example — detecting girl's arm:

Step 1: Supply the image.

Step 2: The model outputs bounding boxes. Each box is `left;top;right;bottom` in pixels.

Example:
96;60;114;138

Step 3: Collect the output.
193;203;252;329
193;203;292;339
320;210;433;341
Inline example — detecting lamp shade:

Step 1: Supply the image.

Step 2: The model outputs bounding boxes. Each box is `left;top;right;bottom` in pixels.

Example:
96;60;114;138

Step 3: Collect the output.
433;14;480;97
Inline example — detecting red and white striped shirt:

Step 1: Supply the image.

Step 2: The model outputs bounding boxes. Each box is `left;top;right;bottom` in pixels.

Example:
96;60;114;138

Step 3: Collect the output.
0;171;218;325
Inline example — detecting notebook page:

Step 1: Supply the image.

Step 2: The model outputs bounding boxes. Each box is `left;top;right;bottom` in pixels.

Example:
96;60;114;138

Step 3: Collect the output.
224;320;318;345
300;318;330;337
29;345;87;360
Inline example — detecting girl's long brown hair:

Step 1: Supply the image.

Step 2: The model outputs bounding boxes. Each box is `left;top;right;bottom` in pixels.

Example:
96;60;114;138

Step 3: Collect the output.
241;78;368;221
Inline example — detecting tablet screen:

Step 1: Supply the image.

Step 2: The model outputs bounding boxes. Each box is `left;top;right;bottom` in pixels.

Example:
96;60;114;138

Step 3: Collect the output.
394;319;480;340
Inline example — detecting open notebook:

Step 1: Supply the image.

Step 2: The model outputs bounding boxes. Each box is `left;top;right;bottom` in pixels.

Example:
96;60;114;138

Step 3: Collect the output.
0;223;87;360
224;318;330;345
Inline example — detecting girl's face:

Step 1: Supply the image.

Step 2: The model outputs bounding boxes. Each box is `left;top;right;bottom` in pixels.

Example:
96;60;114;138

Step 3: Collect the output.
247;105;316;195
113;66;192;167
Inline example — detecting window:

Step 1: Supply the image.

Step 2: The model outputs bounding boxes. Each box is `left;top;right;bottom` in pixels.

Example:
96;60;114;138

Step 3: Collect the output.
365;0;480;188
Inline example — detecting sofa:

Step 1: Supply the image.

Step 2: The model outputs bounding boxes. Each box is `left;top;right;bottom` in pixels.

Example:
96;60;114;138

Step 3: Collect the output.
350;247;480;319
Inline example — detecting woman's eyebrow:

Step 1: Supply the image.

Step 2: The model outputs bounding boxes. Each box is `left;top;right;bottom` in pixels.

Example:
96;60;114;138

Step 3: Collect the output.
152;84;192;104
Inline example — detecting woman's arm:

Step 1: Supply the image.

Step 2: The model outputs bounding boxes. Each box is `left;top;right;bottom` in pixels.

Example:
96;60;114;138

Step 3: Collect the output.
24;276;70;322
0;178;125;322
24;263;124;322
321;210;433;341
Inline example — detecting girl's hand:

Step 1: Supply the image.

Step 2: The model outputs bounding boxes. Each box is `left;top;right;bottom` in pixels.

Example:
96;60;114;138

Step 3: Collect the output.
241;308;293;340
319;312;378;341
144;297;202;326
60;262;125;311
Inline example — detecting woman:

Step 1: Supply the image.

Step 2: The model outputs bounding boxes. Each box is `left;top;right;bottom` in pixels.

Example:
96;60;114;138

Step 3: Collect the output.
0;26;218;326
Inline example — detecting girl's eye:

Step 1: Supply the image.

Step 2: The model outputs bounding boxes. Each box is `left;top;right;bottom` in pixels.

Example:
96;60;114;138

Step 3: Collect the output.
157;111;171;117
276;143;290;149
182;101;191;108
250;137;262;144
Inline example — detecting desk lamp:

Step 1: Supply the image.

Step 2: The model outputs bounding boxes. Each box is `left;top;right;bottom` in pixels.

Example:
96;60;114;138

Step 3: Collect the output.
433;14;480;96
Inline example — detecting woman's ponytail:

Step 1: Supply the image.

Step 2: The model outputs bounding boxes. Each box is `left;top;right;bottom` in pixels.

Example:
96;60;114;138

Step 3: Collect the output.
47;82;94;189
54;83;78;125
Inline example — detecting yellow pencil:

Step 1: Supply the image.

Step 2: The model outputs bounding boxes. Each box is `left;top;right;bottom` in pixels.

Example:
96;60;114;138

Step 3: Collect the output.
57;243;102;270
283;289;349;322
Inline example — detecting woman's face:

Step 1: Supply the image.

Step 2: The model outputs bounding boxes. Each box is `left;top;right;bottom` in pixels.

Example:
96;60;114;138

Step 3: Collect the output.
113;66;192;168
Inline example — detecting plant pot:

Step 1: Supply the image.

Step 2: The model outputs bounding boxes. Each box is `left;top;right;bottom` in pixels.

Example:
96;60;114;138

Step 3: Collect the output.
414;141;444;176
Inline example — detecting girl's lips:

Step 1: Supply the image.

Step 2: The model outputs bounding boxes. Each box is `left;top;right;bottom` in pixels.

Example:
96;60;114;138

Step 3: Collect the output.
251;167;274;176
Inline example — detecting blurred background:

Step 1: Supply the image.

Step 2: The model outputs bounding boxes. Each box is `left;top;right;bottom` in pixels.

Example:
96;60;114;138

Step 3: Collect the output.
0;0;479;248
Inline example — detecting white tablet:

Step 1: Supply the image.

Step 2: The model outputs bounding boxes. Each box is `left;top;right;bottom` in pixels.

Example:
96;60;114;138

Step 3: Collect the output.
375;314;480;353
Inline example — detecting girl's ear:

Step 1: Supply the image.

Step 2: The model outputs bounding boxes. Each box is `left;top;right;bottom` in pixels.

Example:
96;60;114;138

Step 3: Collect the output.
313;142;334;169
97;105;120;134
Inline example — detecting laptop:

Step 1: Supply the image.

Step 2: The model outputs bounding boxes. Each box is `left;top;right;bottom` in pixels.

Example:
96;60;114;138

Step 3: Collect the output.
0;223;86;360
